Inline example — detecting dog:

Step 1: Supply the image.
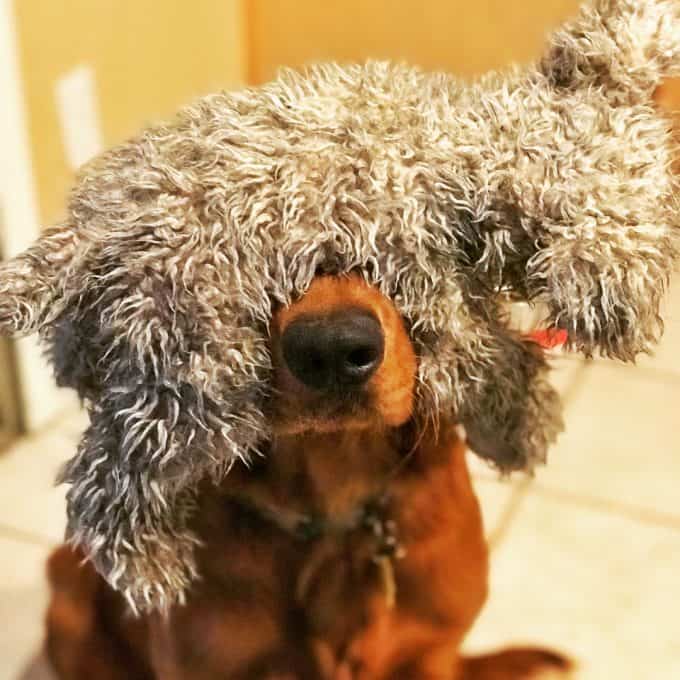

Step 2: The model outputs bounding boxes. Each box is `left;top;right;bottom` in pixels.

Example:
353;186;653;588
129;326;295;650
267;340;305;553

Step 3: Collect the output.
44;273;572;680
0;2;677;676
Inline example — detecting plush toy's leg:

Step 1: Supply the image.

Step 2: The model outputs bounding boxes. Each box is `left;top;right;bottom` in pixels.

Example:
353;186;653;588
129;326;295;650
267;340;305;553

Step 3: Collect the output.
455;331;563;473
45;545;153;680
457;647;573;679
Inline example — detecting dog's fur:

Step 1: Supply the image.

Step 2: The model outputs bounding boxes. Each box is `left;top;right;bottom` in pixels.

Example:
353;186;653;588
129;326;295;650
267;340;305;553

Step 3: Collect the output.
0;0;678;617
44;274;572;679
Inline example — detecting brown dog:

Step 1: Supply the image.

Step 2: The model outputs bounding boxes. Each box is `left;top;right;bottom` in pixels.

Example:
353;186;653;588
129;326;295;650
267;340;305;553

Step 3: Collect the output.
44;274;571;680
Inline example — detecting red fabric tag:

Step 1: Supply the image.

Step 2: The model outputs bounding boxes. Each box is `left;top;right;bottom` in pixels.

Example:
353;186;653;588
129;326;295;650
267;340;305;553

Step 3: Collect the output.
527;328;568;349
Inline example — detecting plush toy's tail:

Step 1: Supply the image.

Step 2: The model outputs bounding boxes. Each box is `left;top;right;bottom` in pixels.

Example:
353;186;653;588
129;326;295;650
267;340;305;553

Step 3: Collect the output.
541;0;680;99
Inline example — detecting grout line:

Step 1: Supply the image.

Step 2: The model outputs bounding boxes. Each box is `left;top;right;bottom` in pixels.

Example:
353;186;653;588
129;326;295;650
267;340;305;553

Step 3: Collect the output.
529;483;680;532
550;350;680;387
0;522;56;548
486;476;533;552
589;358;680;386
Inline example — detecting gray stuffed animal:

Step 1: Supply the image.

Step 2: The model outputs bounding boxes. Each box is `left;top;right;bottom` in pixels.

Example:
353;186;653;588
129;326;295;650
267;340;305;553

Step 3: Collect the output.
0;0;678;612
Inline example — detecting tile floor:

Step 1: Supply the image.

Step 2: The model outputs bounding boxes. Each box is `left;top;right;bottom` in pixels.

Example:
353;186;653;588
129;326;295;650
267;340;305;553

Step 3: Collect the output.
0;281;678;680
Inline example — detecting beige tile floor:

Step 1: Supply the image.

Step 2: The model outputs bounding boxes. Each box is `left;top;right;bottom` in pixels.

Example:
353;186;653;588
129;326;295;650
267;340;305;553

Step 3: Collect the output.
0;281;678;680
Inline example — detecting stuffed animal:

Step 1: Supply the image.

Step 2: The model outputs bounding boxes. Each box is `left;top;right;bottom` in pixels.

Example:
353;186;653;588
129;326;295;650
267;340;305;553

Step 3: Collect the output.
0;0;678;613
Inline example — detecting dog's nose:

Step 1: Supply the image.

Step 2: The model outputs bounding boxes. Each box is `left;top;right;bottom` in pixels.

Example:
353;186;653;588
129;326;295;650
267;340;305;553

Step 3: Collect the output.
281;309;384;390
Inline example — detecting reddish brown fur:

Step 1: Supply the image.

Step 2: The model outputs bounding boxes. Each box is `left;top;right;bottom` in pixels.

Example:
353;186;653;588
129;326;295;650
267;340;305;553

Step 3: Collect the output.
45;273;570;679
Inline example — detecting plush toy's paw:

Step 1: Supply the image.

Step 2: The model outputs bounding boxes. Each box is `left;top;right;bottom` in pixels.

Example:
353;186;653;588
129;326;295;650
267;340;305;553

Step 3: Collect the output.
461;337;563;473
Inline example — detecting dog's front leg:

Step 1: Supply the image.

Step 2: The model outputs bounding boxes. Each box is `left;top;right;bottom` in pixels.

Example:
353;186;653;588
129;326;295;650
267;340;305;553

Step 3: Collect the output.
333;604;461;680
334;433;490;680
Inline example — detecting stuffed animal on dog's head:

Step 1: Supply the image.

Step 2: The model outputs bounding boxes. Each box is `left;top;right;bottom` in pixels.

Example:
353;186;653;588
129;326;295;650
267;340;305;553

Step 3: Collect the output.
0;0;678;612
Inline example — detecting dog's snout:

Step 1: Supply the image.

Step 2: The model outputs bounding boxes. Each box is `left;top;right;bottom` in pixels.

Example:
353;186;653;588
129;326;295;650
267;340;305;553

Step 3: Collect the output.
281;309;384;390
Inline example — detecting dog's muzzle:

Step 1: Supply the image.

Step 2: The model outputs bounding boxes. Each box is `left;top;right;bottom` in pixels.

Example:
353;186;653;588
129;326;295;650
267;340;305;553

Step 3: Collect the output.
281;308;384;391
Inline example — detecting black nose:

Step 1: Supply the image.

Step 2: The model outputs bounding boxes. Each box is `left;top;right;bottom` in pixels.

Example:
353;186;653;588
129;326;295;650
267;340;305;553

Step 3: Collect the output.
281;309;384;390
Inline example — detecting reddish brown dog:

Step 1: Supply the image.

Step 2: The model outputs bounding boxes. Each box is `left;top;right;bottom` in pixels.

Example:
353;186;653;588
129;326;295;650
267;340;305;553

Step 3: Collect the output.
45;274;572;680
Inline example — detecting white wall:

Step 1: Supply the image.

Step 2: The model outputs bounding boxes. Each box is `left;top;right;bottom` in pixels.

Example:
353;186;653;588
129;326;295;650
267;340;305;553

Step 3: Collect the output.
0;0;77;432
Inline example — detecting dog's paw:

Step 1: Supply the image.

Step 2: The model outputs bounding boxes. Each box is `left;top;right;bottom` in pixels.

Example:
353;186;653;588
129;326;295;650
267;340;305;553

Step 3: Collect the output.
528;661;574;680
530;671;573;680
461;646;574;679
528;666;574;680
524;650;574;679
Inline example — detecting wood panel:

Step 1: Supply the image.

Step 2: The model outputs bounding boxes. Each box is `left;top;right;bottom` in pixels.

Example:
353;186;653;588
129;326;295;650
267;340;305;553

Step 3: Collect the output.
248;0;581;84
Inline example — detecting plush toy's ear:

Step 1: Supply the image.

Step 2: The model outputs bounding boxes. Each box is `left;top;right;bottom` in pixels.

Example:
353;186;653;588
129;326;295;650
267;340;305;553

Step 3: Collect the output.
0;224;80;336
57;383;213;613
464;0;680;361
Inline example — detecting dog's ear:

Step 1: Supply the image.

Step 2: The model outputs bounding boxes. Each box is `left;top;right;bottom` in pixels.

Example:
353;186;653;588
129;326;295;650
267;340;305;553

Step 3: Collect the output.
0;224;81;336
459;0;680;361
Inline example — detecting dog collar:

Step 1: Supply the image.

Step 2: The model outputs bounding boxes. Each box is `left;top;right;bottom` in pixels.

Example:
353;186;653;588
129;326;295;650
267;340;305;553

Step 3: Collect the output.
227;491;406;607
228;492;401;550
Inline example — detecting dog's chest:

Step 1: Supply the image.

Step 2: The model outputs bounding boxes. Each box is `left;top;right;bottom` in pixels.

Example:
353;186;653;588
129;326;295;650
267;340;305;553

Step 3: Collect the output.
290;503;403;642
173;432;486;678
199;438;407;633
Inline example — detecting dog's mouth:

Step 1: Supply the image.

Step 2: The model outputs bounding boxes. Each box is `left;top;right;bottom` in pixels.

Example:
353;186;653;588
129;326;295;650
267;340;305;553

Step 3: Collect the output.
269;384;380;436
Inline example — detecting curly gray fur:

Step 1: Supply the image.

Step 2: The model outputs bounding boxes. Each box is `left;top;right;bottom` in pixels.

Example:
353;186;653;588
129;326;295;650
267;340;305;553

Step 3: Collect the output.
0;0;678;611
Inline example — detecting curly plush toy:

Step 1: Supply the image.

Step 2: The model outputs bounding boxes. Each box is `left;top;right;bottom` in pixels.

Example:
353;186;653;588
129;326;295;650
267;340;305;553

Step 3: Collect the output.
0;0;678;612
